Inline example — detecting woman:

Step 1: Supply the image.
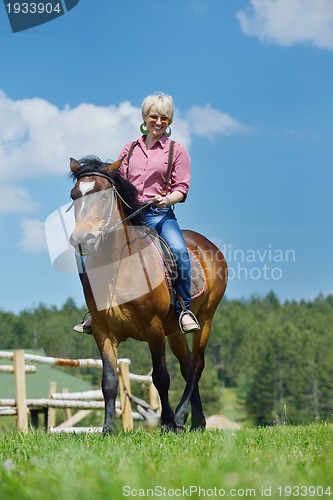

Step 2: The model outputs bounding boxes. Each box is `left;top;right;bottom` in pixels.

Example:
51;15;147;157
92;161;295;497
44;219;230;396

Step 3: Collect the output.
74;93;199;334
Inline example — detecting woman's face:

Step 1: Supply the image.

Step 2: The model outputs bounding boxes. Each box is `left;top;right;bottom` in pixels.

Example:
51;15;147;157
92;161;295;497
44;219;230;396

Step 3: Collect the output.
145;105;170;139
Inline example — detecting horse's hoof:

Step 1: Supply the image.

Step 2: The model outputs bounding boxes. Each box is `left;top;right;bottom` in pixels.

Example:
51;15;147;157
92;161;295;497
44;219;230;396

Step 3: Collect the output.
190;425;206;432
161;422;185;433
160;423;176;433
102;426;116;436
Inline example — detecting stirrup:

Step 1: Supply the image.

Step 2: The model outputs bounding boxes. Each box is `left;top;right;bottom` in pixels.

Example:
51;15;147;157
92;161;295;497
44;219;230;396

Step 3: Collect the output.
179;310;200;334
73;311;92;335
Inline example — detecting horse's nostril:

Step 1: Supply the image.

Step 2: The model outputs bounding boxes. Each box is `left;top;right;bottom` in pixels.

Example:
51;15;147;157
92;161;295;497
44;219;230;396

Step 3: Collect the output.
70;232;98;253
84;233;97;244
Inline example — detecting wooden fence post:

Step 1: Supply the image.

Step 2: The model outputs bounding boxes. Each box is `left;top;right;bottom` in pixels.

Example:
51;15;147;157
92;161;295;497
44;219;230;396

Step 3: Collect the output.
47;381;57;430
118;359;133;431
13;350;28;433
148;383;160;412
62;388;72;421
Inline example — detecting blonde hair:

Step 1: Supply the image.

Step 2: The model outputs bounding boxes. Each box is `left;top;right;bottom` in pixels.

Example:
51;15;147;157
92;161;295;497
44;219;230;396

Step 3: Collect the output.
141;93;174;124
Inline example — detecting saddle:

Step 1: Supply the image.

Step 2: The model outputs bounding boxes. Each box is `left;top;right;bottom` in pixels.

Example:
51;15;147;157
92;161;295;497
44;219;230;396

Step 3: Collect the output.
144;226;206;303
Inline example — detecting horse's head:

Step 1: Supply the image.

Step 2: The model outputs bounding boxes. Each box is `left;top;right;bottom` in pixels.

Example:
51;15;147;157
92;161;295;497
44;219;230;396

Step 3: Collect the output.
69;156;123;256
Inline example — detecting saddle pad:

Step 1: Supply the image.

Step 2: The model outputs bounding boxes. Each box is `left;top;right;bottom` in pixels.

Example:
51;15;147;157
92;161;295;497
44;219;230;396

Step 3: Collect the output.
144;228;206;299
189;250;207;299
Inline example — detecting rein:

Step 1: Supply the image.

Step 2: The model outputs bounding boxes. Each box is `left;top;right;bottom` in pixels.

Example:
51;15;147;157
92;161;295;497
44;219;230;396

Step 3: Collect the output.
102;194;155;237
110;199;154;229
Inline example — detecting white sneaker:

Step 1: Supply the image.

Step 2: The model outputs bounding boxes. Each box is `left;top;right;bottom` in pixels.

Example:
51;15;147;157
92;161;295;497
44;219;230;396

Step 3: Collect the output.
179;311;200;334
73;314;92;334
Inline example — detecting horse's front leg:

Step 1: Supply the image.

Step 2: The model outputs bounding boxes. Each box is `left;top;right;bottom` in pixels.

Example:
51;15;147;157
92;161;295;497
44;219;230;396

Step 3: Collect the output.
95;334;119;435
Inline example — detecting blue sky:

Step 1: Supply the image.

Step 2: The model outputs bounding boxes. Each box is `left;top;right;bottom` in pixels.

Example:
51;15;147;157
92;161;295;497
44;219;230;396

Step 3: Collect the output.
1;0;332;313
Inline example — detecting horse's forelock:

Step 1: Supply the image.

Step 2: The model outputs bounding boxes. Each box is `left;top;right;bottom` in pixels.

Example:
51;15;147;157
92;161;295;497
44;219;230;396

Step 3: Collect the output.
70;155;111;181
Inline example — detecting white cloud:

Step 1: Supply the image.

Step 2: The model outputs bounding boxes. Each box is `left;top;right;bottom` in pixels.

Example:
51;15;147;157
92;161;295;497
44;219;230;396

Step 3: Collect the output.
18;218;47;253
0;90;249;182
0;90;143;181
237;0;333;50
186;105;252;137
0;184;38;215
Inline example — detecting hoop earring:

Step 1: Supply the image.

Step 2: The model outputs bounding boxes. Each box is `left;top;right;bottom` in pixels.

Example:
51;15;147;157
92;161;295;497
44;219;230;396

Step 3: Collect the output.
164;126;172;138
140;123;148;135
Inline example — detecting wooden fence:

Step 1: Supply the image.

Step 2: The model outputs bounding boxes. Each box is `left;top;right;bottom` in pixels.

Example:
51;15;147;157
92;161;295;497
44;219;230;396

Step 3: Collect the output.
0;350;160;433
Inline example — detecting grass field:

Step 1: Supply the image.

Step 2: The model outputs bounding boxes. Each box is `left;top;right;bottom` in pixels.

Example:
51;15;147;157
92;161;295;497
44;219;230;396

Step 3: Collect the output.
0;423;332;499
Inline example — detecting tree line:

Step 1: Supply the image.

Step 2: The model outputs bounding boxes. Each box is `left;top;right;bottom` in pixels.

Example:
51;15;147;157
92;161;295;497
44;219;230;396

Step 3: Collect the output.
1;292;332;425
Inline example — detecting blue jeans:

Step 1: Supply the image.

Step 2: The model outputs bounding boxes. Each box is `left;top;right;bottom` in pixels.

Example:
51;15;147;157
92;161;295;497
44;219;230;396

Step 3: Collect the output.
143;205;191;314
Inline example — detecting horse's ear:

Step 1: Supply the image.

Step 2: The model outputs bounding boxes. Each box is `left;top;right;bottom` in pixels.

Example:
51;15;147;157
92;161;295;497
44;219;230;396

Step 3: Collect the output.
102;156;124;175
70;158;80;172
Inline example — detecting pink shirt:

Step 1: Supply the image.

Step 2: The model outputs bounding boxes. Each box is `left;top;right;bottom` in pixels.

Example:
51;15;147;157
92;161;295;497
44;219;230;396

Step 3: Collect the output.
118;135;191;203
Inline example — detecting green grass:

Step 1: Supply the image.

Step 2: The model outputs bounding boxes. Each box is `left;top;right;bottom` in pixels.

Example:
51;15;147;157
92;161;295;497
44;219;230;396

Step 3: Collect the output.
0;424;332;499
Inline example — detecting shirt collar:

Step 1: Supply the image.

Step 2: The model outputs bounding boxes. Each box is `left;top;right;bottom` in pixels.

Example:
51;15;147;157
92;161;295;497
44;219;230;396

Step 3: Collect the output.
139;134;169;150
158;135;169;149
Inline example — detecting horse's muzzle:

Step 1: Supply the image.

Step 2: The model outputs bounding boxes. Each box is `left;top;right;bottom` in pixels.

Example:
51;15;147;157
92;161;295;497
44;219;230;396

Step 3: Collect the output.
70;230;101;256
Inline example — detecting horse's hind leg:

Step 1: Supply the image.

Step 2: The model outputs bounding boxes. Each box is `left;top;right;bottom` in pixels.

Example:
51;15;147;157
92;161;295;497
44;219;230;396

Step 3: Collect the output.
189;374;206;431
167;334;191;428
148;336;176;431
173;348;205;429
171;320;211;430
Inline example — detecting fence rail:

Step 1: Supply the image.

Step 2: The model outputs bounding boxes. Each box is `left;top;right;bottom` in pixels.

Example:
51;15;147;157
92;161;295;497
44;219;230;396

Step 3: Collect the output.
0;350;160;433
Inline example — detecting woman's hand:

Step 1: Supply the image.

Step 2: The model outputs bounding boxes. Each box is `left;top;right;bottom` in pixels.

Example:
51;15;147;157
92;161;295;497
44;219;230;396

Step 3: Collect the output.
152;191;184;207
153;195;170;208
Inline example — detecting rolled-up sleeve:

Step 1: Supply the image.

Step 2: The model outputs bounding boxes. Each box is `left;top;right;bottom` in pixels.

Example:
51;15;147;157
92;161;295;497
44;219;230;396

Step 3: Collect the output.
170;143;191;201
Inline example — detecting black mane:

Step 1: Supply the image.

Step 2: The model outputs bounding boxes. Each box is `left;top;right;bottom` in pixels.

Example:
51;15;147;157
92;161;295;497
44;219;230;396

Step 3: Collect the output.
70;155;143;226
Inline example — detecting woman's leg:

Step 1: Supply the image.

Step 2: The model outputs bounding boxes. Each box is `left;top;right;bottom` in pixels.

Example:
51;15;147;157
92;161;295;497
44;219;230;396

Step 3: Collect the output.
143;206;200;333
144;207;191;313
159;218;192;314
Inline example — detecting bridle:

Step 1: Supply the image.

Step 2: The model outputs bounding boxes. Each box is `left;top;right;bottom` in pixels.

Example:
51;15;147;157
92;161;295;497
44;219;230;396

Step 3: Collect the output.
71;171;153;243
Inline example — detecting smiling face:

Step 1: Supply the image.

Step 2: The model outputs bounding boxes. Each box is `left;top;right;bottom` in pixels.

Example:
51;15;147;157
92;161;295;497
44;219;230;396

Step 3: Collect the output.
145;104;170;140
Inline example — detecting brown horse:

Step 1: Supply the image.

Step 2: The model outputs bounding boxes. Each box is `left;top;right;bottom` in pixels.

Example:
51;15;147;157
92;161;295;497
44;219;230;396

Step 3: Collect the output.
69;155;227;433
